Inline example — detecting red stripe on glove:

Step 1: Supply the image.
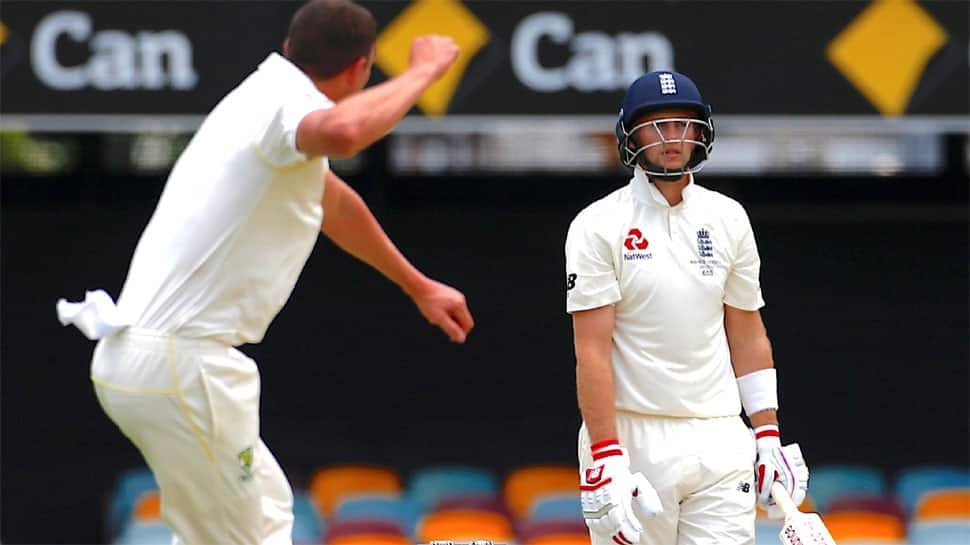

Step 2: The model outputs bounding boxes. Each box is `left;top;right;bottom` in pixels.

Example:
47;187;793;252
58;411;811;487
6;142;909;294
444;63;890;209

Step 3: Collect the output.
592;448;624;461
755;429;780;440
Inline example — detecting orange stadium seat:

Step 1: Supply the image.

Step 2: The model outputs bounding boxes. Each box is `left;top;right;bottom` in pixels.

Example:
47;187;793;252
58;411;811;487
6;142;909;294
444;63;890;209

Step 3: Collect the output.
527;534;592;545
914;488;970;521
418;510;515;542
327;535;412;545
132;490;161;521
521;520;591;545
823;511;906;542
310;465;402;516
504;465;579;519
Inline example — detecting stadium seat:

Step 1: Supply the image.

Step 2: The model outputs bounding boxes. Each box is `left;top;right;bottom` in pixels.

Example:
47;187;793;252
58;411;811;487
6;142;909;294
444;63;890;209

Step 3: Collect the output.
895;465;970;515
913;487;970;521
326;535;412;545
504;465;579;519
434;494;511;518
823;511;906;542
529;493;583;522
113;521;173;545
407;466;498;512
333;494;420;538
418;510;515;542
292;490;324;544
519;520;589;544
908;520;970;545
325;519;407;541
132;490;161;521
309;465;402;517
526;534;591;545
108;467;159;539
826;494;906;522
809;465;887;512
754;520;784;545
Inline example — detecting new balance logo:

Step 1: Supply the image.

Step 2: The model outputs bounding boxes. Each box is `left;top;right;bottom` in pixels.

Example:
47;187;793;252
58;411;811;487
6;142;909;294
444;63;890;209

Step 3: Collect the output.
659;73;677;94
737;481;751;493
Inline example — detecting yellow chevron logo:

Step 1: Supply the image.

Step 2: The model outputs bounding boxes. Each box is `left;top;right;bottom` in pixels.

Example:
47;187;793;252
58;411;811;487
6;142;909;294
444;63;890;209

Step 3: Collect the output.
827;0;947;116
0;22;9;45
376;0;489;116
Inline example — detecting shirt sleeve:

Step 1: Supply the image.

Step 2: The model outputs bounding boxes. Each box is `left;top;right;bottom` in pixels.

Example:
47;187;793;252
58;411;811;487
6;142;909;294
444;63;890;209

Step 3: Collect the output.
723;206;765;310
565;213;622;313
254;91;334;169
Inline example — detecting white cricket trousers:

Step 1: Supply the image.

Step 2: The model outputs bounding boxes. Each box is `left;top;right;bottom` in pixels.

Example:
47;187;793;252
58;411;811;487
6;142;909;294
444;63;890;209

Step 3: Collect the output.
91;328;294;545
579;411;756;545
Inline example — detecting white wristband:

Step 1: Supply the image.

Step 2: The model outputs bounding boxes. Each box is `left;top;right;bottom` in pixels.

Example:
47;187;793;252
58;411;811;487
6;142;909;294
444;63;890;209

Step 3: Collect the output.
737;368;778;417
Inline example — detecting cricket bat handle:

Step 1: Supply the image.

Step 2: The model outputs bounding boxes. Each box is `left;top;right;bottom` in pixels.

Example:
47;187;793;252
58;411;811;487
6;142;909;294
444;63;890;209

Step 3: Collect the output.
770;481;799;517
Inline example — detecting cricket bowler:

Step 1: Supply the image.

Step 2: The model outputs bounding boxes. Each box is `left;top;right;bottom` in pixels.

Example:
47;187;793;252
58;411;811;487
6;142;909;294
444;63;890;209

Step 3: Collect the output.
56;1;473;543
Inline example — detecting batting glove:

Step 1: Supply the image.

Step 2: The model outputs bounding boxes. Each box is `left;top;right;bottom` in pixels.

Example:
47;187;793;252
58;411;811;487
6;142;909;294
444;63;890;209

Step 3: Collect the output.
581;439;662;544
754;425;810;519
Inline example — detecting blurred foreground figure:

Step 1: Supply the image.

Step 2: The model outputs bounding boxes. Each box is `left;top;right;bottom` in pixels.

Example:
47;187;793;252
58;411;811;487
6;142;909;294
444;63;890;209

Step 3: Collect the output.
57;1;472;543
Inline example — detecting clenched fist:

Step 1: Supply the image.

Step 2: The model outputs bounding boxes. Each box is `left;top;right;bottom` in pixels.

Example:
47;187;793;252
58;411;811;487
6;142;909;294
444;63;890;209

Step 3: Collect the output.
409;35;460;82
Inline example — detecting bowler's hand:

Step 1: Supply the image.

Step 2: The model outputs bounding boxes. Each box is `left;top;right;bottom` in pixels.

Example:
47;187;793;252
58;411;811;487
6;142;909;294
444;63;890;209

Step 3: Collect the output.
412;279;473;343
409;35;460;81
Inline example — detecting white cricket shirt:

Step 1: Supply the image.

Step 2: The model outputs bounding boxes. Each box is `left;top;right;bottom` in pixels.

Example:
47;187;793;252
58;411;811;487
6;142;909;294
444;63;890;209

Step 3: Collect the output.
117;53;333;345
565;167;765;418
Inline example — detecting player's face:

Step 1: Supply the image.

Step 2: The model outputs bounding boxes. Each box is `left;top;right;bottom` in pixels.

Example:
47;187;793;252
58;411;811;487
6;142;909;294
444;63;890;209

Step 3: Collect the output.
631;109;702;170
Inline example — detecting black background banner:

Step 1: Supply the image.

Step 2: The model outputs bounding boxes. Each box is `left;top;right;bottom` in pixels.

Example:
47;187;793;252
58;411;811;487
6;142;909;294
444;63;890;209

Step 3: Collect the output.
1;0;968;116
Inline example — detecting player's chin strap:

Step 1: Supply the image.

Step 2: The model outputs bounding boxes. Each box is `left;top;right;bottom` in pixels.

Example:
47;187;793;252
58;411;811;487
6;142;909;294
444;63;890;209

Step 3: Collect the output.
633;141;693;183
641;165;686;183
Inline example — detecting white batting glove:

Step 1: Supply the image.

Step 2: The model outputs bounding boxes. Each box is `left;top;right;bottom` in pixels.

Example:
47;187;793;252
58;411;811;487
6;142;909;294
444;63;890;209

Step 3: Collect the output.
581;439;662;544
754;425;809;520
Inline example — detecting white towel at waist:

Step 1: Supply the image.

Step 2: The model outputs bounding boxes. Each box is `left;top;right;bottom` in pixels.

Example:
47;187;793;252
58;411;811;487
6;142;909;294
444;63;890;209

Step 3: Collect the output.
56;289;132;340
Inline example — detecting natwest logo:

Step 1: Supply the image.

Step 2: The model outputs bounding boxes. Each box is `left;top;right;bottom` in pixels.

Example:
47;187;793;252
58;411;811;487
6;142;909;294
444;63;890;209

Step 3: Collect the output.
623;228;652;261
31;11;198;91
624;228;649;251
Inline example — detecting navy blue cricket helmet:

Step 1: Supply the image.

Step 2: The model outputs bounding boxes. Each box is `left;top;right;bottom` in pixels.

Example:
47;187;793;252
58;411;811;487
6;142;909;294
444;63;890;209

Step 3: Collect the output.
615;70;715;178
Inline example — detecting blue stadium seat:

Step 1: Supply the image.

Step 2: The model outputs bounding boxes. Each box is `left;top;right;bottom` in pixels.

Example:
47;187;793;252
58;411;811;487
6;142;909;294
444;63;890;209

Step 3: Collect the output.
292;490;324;544
754;520;784;545
529;493;583;522
113;521;173;545
333;494;420;538
908;520;970;544
406;465;498;512
108;467;159;539
810;465;886;512
895;465;970;515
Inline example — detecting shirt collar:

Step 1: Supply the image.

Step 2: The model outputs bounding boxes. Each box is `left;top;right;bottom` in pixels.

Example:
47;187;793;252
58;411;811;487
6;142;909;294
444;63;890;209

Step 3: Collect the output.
258;53;324;97
630;166;695;208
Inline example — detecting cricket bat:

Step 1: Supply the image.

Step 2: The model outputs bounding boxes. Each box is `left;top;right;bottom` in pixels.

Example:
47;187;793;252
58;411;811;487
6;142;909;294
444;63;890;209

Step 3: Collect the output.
771;481;838;545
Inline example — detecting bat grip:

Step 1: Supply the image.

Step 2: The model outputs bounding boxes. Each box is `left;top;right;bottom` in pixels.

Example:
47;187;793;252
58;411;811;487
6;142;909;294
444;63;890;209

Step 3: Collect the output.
770;481;799;517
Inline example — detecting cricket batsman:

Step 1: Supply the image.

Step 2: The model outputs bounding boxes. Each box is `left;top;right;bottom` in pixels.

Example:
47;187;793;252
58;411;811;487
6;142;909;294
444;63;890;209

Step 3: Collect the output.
566;71;810;544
